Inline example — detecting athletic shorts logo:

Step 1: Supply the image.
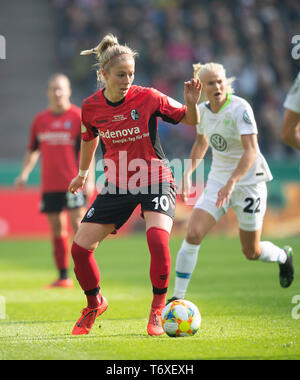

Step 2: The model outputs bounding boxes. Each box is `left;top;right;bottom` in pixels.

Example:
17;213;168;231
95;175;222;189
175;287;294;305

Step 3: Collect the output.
242;110;252;124
210;133;227;152
86;207;95;218
130;109;139;120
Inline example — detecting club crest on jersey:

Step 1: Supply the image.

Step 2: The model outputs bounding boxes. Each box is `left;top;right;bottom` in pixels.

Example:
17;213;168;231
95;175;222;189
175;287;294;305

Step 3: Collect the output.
86;207;95;218
242;110;252;124
210;133;227;152
130;109;139;120
64;121;71;129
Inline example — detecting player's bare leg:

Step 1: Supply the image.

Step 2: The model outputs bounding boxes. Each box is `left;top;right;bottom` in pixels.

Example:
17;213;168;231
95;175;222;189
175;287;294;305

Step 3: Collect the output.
239;228;294;288
69;206;86;234
239;228;262;260
186;208;217;246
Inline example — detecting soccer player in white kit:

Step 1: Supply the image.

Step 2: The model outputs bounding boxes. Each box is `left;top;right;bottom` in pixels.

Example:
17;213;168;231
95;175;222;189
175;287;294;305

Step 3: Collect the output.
281;71;300;150
169;62;294;302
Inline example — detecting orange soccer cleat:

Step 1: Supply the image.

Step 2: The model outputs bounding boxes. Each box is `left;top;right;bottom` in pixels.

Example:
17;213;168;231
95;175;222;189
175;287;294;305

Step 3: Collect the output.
147;308;164;336
44;278;74;289
72;296;108;335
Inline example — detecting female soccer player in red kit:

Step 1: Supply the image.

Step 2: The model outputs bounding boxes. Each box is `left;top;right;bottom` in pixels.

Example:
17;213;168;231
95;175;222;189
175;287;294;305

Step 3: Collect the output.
68;34;201;336
15;74;95;288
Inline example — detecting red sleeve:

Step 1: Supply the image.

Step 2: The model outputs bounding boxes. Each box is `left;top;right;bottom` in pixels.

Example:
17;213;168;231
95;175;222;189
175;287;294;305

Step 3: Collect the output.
27;116;39;151
150;88;187;124
81;102;99;141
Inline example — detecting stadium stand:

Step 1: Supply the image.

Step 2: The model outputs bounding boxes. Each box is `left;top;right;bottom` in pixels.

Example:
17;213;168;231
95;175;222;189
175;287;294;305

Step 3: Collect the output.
49;0;300;159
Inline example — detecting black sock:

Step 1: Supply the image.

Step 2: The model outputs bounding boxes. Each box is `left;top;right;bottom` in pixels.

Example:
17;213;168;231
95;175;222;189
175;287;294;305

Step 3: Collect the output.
84;286;100;297
59;269;68;280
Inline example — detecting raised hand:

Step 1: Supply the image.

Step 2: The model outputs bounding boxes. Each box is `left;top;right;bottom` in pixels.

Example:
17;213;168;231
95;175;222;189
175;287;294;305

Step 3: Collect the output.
184;78;202;106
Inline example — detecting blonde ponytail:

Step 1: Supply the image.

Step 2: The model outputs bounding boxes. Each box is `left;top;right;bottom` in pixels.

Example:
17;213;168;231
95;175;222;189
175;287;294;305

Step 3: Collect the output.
80;34;138;85
80;48;97;56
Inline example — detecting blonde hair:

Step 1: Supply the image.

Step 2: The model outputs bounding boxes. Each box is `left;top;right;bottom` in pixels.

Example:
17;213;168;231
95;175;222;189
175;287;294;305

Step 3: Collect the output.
80;34;138;85
193;62;235;100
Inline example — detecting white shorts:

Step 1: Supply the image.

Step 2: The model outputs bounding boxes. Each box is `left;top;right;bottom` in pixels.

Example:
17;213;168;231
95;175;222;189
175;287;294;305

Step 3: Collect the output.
194;179;268;231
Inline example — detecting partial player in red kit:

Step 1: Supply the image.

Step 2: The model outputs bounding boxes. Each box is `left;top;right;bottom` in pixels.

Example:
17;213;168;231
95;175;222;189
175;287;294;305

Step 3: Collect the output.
15;74;95;288
68;34;201;336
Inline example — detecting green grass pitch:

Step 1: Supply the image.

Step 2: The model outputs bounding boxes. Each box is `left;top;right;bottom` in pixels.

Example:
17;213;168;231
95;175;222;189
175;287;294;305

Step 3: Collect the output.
0;235;299;360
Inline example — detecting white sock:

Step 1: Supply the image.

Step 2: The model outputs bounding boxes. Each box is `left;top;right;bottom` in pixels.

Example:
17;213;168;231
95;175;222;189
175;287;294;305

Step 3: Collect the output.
259;241;287;264
173;239;200;299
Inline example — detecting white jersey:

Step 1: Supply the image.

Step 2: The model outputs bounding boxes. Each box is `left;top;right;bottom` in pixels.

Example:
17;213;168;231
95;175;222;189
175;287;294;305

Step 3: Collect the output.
283;72;300;114
196;94;273;186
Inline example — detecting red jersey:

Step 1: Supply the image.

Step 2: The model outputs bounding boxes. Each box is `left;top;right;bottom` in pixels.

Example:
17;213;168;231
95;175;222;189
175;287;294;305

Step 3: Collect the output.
28;104;81;192
81;85;186;189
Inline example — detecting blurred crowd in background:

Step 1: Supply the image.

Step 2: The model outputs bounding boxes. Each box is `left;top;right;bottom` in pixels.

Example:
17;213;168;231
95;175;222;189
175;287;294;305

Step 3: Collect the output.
50;0;300;160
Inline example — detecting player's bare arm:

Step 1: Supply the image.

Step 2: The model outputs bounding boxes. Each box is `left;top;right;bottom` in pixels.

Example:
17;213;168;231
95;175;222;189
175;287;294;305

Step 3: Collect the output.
84;156;96;200
181;78;202;126
216;134;258;208
69;137;99;194
15;149;40;188
281;108;300;150
181;134;209;202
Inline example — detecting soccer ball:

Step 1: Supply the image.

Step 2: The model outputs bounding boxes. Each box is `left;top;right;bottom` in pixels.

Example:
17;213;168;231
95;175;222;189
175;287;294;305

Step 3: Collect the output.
162;299;201;337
